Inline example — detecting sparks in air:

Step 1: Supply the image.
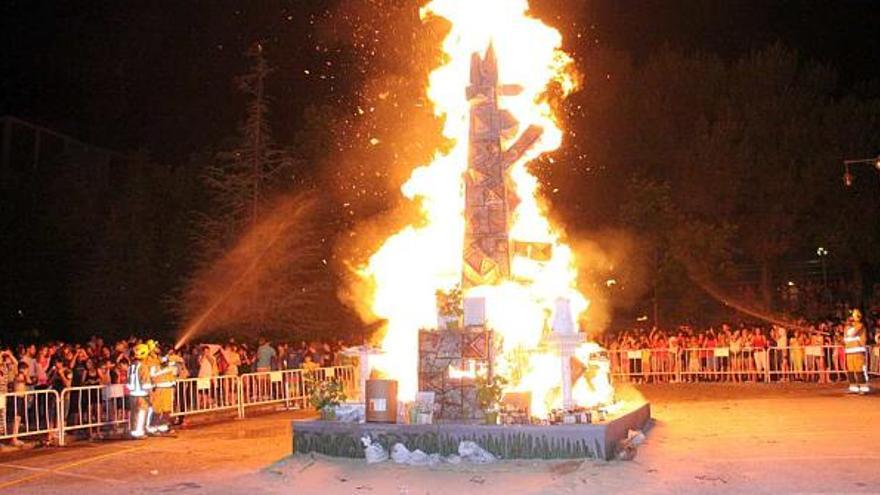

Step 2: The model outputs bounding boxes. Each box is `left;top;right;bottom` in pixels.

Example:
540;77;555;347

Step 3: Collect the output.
356;0;613;419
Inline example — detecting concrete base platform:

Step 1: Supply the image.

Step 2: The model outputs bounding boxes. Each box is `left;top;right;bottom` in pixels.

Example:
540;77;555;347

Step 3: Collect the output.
293;401;650;461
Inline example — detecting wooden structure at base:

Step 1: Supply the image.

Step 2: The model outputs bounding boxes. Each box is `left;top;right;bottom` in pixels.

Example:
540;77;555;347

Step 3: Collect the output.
418;327;493;421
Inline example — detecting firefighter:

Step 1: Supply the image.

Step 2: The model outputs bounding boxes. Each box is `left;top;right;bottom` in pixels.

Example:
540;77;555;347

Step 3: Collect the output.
149;346;178;434
844;309;869;395
143;340;162;434
127;344;153;438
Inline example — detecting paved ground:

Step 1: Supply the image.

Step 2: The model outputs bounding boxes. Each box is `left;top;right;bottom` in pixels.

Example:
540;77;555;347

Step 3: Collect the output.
0;383;878;494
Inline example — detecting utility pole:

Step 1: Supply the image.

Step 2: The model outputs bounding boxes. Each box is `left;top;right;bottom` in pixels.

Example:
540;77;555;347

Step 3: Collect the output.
816;247;829;290
841;154;878;309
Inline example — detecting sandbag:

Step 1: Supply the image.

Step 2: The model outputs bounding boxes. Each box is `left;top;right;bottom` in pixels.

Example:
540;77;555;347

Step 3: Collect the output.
361;435;389;464
458;441;496;464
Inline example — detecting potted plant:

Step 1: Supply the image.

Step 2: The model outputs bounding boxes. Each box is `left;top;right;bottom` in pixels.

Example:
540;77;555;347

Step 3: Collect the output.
436;285;463;330
476;375;507;425
309;378;346;420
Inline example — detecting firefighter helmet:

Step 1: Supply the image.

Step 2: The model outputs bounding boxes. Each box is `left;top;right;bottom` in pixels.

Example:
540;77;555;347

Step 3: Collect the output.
133;344;150;359
852;309;863;322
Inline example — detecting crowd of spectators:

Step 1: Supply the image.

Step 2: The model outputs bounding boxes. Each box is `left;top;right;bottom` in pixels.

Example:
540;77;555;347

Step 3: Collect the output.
4;314;879;446
0;336;351;446
601;317;880;384
174;338;349;380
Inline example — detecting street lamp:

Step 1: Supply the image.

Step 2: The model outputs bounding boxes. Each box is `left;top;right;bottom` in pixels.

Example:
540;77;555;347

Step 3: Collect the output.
842;155;880;188
816;246;829;291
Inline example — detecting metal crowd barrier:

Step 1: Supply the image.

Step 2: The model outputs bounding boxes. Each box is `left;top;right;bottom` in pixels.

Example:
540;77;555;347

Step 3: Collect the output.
608;345;877;382
0;354;873;448
238;365;358;415
0;365;356;447
171;375;242;419
240;369;306;413
58;384;129;446
871;347;880;376
310;366;358;401
0;389;60;444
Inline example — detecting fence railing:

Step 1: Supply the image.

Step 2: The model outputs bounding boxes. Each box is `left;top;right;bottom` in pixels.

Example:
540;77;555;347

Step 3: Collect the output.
172;375;242;419
312;366;358;402
2;352;876;448
58;384;129;446
871;346;880;376
238;365;358;415
0;389;60;444
240;369;306;413
608;345;879;382
0;365;356;447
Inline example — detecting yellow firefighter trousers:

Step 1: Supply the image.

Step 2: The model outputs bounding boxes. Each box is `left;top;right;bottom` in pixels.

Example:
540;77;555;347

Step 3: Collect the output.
846;352;865;372
151;388;173;414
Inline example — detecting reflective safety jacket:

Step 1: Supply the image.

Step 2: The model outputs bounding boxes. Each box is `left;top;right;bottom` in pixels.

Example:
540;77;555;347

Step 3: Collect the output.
127;361;153;397
151;361;177;389
844;323;867;354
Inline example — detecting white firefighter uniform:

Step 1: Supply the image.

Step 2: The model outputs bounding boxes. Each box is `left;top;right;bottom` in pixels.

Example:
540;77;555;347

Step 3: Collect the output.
844;315;869;394
143;352;162;433
127;357;153;438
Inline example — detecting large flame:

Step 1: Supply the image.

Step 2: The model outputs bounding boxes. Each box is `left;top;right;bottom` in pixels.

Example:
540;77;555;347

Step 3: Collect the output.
358;0;612;418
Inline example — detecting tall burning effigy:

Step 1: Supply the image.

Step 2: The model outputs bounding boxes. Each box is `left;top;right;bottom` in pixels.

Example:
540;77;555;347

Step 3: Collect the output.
358;0;613;421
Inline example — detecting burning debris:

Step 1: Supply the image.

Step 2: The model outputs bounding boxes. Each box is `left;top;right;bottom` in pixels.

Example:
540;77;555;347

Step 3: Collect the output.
354;0;615;421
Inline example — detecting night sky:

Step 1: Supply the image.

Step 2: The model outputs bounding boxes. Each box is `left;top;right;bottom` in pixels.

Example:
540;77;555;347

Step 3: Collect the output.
2;0;880;338
3;0;879;162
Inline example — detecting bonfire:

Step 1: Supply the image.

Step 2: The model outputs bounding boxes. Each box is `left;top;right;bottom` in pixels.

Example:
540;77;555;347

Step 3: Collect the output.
357;0;614;421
